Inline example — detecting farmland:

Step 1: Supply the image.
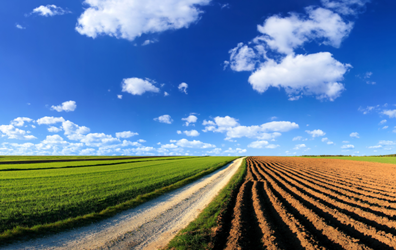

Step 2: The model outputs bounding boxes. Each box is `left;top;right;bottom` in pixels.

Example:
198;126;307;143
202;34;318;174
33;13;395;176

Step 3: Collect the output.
0;156;237;243
197;156;396;249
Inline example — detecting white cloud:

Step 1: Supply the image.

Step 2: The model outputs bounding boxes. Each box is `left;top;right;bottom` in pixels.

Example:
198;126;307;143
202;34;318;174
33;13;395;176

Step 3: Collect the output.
223;148;247;154
80;148;96;155
154;115;173;124
176;138;215;148
227;43;258;71
341;144;354;149
164;92;169;97
380;119;387;124
178;82;188;94
382;110;396;118
62;120;90;141
0;125;37;140
142;40;157;46
48;126;62;133
306;129;326;137
117;95;122;99
11;117;33;127
76;0;210;41
182;130;200;137
182;115;198;126
368;145;382;149
138;139;146;143
350;132;359;138
248;140;269;148
80;133;120;147
294;144;306;150
248;52;350;101
382;126;389;130
36;116;65;125
122;78;160;95
203;116;298;140
379;140;395;146
51;100;77;112
177;130;182;134
207;148;222;154
342;140;349;143
321;0;370;15
321;137;328;142
256;7;353;55
32;5;70;16
292;136;303;141
116;131;138;138
16;24;25;29
327;141;334;145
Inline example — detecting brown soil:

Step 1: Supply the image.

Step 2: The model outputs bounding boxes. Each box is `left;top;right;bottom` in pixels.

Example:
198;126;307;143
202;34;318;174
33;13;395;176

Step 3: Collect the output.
213;156;396;249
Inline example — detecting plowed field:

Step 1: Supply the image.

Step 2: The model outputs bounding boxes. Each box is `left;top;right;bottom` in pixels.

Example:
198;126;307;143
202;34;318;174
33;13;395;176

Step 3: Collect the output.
213;156;396;250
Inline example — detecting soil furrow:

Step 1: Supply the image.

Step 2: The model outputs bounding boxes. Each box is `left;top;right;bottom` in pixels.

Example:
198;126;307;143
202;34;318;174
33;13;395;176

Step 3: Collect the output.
256;161;395;249
224;180;264;250
270;160;396;201
267;159;396;195
265;161;396;221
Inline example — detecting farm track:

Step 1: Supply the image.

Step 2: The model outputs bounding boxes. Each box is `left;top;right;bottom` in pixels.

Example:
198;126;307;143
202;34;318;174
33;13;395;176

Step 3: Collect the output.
214;156;396;249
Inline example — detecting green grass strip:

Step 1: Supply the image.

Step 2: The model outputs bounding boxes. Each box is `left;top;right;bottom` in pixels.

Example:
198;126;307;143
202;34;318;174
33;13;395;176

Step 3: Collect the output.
0;158;238;246
164;158;247;250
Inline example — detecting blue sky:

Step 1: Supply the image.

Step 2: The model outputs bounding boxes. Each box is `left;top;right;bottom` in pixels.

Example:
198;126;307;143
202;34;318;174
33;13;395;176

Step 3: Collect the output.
0;0;396;156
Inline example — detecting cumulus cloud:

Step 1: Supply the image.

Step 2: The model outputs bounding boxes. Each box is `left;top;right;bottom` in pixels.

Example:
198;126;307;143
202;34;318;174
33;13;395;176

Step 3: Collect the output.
116;131;139;138
341;144;354;149
248;52;350;101
207;148;222;154
37;116;65;125
182;115;198;126
256;7;353;55
0;125;37;140
122;78;160;95
76;0;210;41
382;126;388;130
368;145;382;149
178;82;188;94
181;130;200;137
292;136;303;141
80;133;120;147
306;129;326;137
382;110;396;118
11;117;33;127
164;92;169;97
16;24;25;29
32;5;70;16
294;144;306;150
62;120;90;141
154;115;173;124
226;43;259;71
321;0;370;15
379;119;387;124
379;140;395;146
176;138;215;148
51;100;77;112
350;132;359;138
117;95;122;99
203;116;298;140
48;126;62;133
226;4;357;101
223;148;247;154
248;140;278;149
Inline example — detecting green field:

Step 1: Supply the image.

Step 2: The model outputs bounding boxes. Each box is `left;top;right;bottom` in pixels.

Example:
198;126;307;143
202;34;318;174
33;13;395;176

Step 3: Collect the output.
302;156;396;165
0;156;238;242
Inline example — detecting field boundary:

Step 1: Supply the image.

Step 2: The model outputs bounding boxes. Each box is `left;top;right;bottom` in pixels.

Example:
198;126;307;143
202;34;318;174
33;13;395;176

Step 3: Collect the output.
0;157;237;246
164;157;247;250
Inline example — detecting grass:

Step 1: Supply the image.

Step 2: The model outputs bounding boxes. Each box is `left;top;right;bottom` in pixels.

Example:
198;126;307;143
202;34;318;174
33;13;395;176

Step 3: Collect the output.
0;156;238;245
164;157;247;250
302;156;396;165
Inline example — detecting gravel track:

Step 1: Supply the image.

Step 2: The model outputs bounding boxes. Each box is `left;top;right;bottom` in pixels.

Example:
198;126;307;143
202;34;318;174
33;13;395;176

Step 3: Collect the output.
3;158;244;250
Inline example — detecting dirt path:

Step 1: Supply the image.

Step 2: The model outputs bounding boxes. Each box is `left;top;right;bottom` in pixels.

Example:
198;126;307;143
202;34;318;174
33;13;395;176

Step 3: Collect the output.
4;158;244;250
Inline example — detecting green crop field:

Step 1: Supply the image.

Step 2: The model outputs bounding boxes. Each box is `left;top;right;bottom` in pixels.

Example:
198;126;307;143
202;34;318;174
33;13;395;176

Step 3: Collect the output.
0;156;238;242
301;156;396;165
